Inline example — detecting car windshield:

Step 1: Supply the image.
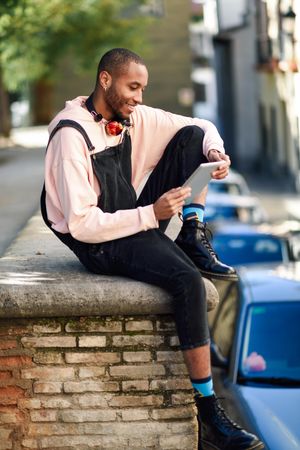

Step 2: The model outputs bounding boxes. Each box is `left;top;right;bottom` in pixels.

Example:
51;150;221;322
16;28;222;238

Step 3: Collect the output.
209;182;243;195
212;235;284;265
239;302;300;383
205;205;240;221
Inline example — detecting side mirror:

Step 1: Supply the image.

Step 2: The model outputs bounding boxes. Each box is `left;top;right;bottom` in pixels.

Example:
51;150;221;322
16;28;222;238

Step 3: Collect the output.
211;341;229;368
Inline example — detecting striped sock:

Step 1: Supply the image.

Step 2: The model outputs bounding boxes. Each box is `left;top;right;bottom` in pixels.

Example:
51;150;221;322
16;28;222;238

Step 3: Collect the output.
182;203;204;222
191;375;214;398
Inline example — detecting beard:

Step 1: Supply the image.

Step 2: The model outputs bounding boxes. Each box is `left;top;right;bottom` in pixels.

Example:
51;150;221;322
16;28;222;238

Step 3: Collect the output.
104;84;128;120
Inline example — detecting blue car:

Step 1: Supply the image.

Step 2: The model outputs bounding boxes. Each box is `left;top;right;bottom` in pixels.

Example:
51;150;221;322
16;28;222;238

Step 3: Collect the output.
209;169;251;196
205;192;268;225
211;223;294;266
210;263;300;450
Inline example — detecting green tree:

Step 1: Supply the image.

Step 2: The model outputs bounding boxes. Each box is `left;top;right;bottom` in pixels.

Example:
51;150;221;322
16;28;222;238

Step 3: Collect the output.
0;0;152;135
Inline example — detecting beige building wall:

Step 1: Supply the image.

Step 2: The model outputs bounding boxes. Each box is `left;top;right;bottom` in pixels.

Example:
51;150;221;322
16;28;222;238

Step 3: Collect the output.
143;0;193;116
257;0;300;189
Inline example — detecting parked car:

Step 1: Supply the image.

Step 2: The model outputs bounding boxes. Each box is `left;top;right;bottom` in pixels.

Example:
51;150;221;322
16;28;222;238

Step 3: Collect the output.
209;169;251;196
210;223;294;266
209;263;300;450
205;191;268;224
206;169;268;224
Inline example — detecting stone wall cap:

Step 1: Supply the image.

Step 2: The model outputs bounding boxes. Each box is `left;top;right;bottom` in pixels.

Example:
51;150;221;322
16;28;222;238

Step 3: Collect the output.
0;214;219;318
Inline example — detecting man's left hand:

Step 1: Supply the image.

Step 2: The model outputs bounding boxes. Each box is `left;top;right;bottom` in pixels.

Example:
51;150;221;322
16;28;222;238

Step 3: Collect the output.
207;149;231;180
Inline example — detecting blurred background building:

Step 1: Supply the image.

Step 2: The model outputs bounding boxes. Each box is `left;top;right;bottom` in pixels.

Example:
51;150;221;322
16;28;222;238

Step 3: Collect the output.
255;0;300;191
52;0;193;118
1;0;299;191
190;0;299;190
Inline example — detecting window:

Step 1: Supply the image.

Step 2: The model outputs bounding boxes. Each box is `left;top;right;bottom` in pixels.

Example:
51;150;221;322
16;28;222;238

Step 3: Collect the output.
255;0;272;64
240;302;300;380
193;82;207;103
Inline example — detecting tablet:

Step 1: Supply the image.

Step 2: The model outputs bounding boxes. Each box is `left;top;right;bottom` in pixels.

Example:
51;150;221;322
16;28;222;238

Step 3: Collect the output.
183;161;226;195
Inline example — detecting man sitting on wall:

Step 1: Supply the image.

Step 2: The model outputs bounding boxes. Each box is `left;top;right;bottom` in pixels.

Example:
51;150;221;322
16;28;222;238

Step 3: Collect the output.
41;48;264;450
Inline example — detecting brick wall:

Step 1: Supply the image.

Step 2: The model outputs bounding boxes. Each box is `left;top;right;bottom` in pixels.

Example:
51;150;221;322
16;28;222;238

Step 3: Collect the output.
0;315;197;450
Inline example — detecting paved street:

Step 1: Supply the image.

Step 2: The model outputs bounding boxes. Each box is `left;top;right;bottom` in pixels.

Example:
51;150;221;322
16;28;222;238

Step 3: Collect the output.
0;126;300;256
0;127;47;256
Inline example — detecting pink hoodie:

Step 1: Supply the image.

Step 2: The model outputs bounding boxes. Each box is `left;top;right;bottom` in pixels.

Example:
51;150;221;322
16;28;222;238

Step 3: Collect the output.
45;96;225;243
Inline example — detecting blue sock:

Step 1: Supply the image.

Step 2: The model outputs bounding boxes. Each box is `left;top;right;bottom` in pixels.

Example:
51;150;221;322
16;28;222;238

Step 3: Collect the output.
191;375;214;398
182;203;204;222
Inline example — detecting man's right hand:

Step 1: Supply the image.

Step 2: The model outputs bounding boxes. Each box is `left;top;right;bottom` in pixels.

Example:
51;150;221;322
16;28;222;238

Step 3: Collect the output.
153;187;191;221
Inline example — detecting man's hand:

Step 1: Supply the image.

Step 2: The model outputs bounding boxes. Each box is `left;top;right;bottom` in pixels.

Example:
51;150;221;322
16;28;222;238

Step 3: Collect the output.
153;187;191;221
207;149;231;180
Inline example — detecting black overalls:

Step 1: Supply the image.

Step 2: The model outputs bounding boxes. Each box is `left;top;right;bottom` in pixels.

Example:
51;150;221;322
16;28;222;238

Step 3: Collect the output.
41;122;210;350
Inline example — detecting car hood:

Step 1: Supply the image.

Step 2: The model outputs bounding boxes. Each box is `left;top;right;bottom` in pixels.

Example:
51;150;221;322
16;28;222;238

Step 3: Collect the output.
238;385;300;450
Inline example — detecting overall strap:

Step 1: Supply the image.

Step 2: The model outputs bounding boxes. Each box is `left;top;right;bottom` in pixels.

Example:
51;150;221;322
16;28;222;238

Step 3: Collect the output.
41;119;95;251
47;119;95;151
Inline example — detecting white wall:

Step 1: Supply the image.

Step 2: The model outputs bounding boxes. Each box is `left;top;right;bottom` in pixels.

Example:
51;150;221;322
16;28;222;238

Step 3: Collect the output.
217;0;248;30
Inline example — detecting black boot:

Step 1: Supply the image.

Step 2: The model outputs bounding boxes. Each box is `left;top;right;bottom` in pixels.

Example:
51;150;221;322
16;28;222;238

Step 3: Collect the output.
196;395;265;450
175;220;238;281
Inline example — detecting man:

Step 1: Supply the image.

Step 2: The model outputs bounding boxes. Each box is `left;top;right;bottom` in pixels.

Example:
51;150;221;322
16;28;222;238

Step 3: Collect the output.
41;48;264;449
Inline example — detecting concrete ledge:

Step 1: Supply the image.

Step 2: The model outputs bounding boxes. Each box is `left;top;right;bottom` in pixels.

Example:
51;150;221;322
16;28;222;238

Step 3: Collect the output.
0;214;219;318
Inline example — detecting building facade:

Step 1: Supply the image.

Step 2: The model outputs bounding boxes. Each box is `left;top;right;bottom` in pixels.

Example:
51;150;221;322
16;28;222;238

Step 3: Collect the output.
256;0;300;191
189;0;260;170
190;0;300;189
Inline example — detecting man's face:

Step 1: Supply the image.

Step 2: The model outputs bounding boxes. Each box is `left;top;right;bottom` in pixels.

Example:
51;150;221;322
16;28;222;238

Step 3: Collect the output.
104;61;148;120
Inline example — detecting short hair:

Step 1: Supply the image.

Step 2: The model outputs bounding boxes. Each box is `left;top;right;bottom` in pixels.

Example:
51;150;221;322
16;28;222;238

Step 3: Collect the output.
95;48;145;85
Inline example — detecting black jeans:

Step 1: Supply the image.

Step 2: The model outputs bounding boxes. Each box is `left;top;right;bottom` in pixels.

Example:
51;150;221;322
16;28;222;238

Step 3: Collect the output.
77;126;210;350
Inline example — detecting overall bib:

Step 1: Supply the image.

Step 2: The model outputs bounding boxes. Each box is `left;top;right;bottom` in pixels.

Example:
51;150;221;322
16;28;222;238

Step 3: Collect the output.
41;122;210;350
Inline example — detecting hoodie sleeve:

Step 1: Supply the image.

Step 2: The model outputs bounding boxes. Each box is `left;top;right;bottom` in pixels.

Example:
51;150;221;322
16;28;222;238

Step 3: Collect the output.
45;127;158;243
131;106;225;163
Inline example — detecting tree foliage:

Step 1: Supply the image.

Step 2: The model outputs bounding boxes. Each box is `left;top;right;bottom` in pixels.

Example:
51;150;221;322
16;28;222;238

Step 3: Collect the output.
0;0;152;91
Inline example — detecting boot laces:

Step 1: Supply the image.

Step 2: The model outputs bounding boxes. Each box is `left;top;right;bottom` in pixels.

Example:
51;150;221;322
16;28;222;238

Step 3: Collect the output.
178;215;218;258
213;397;242;431
196;222;217;258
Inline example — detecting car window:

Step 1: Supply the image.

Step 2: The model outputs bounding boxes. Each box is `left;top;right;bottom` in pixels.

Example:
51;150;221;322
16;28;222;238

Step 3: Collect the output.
210;282;239;359
209;182;242;195
240;302;300;380
205;205;240;221
213;235;284;266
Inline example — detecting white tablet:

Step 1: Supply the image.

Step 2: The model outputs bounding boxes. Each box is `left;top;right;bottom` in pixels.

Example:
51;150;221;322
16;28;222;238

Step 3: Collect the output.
183;161;226;195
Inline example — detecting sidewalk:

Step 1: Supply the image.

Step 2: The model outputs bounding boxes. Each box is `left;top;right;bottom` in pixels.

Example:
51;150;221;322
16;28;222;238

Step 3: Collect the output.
0;125;48;150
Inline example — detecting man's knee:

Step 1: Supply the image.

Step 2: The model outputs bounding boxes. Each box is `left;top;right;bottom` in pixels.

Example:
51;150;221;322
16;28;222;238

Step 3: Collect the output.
180;266;206;297
176;125;205;146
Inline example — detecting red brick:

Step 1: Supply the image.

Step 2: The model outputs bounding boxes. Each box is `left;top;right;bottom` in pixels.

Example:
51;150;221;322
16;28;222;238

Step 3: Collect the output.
0;340;18;350
0;356;32;368
0;371;12;380
0;386;25;405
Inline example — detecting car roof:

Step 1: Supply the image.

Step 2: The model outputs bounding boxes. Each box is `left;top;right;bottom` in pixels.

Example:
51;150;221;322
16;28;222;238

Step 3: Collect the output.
213;223;287;238
238;262;300;303
209;169;247;185
206;193;260;207
213;220;300;240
